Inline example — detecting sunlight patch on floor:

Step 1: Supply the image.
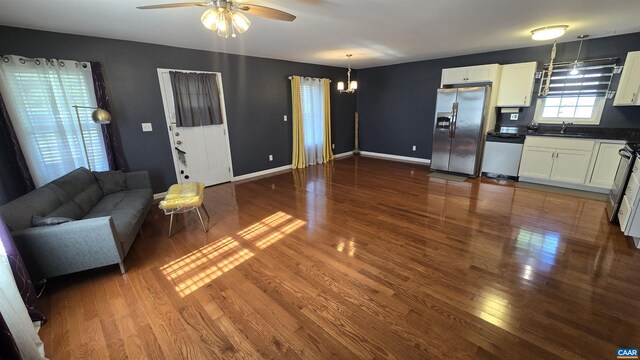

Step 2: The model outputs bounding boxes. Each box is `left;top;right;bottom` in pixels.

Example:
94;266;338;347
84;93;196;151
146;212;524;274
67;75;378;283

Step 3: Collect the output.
161;211;306;296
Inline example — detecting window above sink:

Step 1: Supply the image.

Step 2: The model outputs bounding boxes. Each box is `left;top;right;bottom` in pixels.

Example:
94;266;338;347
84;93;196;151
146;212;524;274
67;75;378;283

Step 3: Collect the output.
534;95;605;125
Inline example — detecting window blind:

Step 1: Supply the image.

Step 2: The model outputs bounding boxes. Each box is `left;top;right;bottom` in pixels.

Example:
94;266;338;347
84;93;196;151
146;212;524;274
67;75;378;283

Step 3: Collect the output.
538;58;618;97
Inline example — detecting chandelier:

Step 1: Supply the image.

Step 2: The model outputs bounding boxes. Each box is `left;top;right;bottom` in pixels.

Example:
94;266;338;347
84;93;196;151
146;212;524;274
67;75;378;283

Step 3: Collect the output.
201;6;251;38
337;54;358;93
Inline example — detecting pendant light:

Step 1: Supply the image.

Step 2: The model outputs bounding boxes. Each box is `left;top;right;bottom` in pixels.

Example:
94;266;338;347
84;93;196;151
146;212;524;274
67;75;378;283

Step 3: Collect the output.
569;35;589;76
338;54;357;93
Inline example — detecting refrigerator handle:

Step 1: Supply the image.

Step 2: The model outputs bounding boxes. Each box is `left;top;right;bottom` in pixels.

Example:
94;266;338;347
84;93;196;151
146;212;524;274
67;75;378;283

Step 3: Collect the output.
450;102;459;138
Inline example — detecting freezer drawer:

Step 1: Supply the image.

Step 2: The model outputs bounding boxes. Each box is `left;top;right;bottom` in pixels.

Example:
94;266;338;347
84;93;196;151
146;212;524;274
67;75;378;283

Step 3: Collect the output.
481;141;524;177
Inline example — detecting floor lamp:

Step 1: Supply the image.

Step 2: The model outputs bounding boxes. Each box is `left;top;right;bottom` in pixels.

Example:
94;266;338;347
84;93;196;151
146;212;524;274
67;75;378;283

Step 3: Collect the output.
72;105;111;171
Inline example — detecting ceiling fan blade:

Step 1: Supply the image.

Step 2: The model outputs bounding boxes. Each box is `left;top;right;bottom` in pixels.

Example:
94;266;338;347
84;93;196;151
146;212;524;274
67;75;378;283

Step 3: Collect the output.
236;4;296;21
137;2;210;9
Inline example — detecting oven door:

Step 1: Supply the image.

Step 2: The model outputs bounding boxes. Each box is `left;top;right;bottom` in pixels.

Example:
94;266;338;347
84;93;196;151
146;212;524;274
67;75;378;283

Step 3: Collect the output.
607;147;634;222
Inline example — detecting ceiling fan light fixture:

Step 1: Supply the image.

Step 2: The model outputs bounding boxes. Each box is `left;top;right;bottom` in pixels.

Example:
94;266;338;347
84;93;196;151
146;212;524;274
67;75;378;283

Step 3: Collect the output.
200;8;220;30
531;25;568;41
216;9;232;38
232;12;251;33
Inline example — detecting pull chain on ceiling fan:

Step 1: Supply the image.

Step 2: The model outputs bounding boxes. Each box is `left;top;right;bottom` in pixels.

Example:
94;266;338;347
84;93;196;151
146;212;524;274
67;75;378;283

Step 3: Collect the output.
137;0;296;38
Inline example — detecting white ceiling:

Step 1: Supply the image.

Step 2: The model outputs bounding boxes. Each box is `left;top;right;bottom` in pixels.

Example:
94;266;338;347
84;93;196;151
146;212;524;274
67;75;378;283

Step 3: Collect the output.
0;0;639;69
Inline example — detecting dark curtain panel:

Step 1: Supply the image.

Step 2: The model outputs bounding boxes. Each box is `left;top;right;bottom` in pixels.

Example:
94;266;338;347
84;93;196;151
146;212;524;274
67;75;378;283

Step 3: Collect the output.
0;216;46;324
0;92;35;193
90;62;127;171
169;71;223;127
0;312;21;360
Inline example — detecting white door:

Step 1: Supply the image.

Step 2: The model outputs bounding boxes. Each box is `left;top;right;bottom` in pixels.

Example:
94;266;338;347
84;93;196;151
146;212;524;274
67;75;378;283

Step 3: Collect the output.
519;146;555;179
158;69;233;187
550;149;592;184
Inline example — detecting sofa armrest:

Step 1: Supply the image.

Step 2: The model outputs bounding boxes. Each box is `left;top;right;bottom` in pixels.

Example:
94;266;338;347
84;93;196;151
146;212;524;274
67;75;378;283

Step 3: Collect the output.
11;217;125;280
125;171;151;190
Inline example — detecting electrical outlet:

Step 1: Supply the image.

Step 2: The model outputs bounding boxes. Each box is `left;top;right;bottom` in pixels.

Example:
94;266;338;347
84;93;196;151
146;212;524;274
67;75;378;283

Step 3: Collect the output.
141;123;153;132
332;144;335;149
412;145;416;151
283;115;288;122
268;155;273;161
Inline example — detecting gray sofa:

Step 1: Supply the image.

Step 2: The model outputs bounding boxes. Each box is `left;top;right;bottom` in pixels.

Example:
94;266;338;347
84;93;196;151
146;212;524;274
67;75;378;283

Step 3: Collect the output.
0;167;152;279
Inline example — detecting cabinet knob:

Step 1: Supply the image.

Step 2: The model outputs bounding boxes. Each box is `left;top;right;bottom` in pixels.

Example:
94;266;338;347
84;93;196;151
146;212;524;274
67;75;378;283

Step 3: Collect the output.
633;93;637;103
524;96;527;104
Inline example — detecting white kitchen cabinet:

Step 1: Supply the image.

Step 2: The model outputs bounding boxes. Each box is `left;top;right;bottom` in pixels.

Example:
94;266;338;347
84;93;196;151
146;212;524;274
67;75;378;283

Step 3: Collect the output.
614;51;640;106
519;146;555;179
550;149;592;184
441;64;499;85
496;62;537;107
588;142;625;188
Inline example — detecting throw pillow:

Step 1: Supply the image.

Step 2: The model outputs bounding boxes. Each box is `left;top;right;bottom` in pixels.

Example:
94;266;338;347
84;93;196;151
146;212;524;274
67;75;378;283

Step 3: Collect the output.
31;215;74;227
93;170;128;195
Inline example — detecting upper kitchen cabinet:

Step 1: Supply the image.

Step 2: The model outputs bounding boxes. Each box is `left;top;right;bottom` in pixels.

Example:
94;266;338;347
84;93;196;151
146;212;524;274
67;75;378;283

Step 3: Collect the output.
441;64;500;85
496;62;537;107
614;51;640;106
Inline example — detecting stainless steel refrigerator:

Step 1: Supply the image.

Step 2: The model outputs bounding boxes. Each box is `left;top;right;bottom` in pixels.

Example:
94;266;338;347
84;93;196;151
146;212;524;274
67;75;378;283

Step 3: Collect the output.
431;86;490;177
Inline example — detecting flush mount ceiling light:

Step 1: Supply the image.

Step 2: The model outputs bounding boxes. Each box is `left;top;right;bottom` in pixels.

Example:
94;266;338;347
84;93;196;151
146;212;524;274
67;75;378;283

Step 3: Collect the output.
337;54;358;94
137;0;296;39
569;34;589;75
531;25;568;41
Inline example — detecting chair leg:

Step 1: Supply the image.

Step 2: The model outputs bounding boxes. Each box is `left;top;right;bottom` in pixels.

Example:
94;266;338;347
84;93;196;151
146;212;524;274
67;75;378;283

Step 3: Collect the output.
168;212;174;238
118;261;126;275
201;205;210;221
196;207;208;233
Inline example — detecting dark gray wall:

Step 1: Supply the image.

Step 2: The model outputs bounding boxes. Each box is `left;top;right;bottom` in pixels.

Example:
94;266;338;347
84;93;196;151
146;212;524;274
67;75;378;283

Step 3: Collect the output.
0;26;356;197
357;32;640;159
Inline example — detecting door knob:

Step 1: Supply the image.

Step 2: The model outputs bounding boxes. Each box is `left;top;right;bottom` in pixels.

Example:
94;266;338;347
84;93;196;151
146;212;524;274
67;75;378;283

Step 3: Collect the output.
176;140;182;145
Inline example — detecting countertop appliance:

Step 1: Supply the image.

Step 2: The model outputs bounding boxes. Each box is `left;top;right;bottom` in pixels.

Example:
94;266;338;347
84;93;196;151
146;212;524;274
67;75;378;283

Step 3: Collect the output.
607;143;640;223
431;86;489;177
481;132;525;180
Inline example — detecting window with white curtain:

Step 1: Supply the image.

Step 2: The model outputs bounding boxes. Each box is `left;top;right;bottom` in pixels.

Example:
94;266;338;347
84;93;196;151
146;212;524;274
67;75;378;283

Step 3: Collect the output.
299;77;327;166
0;55;108;187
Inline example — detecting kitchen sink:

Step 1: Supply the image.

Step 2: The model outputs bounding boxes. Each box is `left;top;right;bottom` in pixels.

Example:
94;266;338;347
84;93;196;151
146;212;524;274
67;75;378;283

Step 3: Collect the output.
529;132;593;138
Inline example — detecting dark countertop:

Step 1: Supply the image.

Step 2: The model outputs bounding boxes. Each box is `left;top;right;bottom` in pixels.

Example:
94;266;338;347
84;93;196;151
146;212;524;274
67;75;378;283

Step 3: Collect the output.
521;125;640;142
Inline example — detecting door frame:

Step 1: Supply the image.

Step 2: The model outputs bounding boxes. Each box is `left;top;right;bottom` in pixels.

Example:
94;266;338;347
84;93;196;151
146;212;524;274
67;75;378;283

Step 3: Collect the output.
157;68;234;185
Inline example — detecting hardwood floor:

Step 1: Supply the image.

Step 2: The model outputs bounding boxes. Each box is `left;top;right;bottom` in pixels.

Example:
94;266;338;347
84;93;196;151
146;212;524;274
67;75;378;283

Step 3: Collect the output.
38;156;640;359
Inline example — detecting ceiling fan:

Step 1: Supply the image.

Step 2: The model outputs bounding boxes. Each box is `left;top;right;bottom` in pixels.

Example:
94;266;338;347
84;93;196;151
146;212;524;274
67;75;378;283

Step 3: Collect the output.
137;0;296;38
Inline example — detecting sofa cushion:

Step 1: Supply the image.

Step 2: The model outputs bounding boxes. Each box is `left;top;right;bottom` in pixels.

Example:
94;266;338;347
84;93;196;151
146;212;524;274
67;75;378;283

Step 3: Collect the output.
83;188;152;244
0;186;62;231
88;189;152;214
32;215;74;227
49;167;97;202
93;171;128;195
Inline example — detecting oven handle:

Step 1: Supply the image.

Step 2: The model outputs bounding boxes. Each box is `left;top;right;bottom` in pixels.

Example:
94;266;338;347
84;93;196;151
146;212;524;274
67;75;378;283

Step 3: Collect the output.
619;148;632;160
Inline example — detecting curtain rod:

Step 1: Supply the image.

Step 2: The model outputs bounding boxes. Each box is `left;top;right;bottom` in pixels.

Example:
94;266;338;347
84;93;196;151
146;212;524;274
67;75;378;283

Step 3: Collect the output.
288;76;332;82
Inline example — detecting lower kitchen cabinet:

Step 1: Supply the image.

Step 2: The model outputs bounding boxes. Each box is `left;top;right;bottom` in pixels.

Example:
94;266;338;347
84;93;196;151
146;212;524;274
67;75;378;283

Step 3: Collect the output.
519;146;555;179
518;136;624;192
588;142;625;188
550;149;592;183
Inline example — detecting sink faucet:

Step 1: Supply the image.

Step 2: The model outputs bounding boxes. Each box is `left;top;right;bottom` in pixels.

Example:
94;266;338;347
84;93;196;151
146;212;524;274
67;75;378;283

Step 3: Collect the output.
560;121;573;134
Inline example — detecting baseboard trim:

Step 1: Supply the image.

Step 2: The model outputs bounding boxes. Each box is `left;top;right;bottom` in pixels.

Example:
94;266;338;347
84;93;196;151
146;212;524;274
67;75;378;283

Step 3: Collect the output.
333;151;354;159
360;151;431;165
153;192;167;201
232;165;292;182
518;177;609;194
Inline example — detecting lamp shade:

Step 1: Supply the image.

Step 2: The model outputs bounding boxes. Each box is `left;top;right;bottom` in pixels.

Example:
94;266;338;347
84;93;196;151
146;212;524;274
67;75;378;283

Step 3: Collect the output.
232;12;251;33
337;82;345;91
350;81;358;91
201;8;219;30
91;108;111;124
531;25;568;41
